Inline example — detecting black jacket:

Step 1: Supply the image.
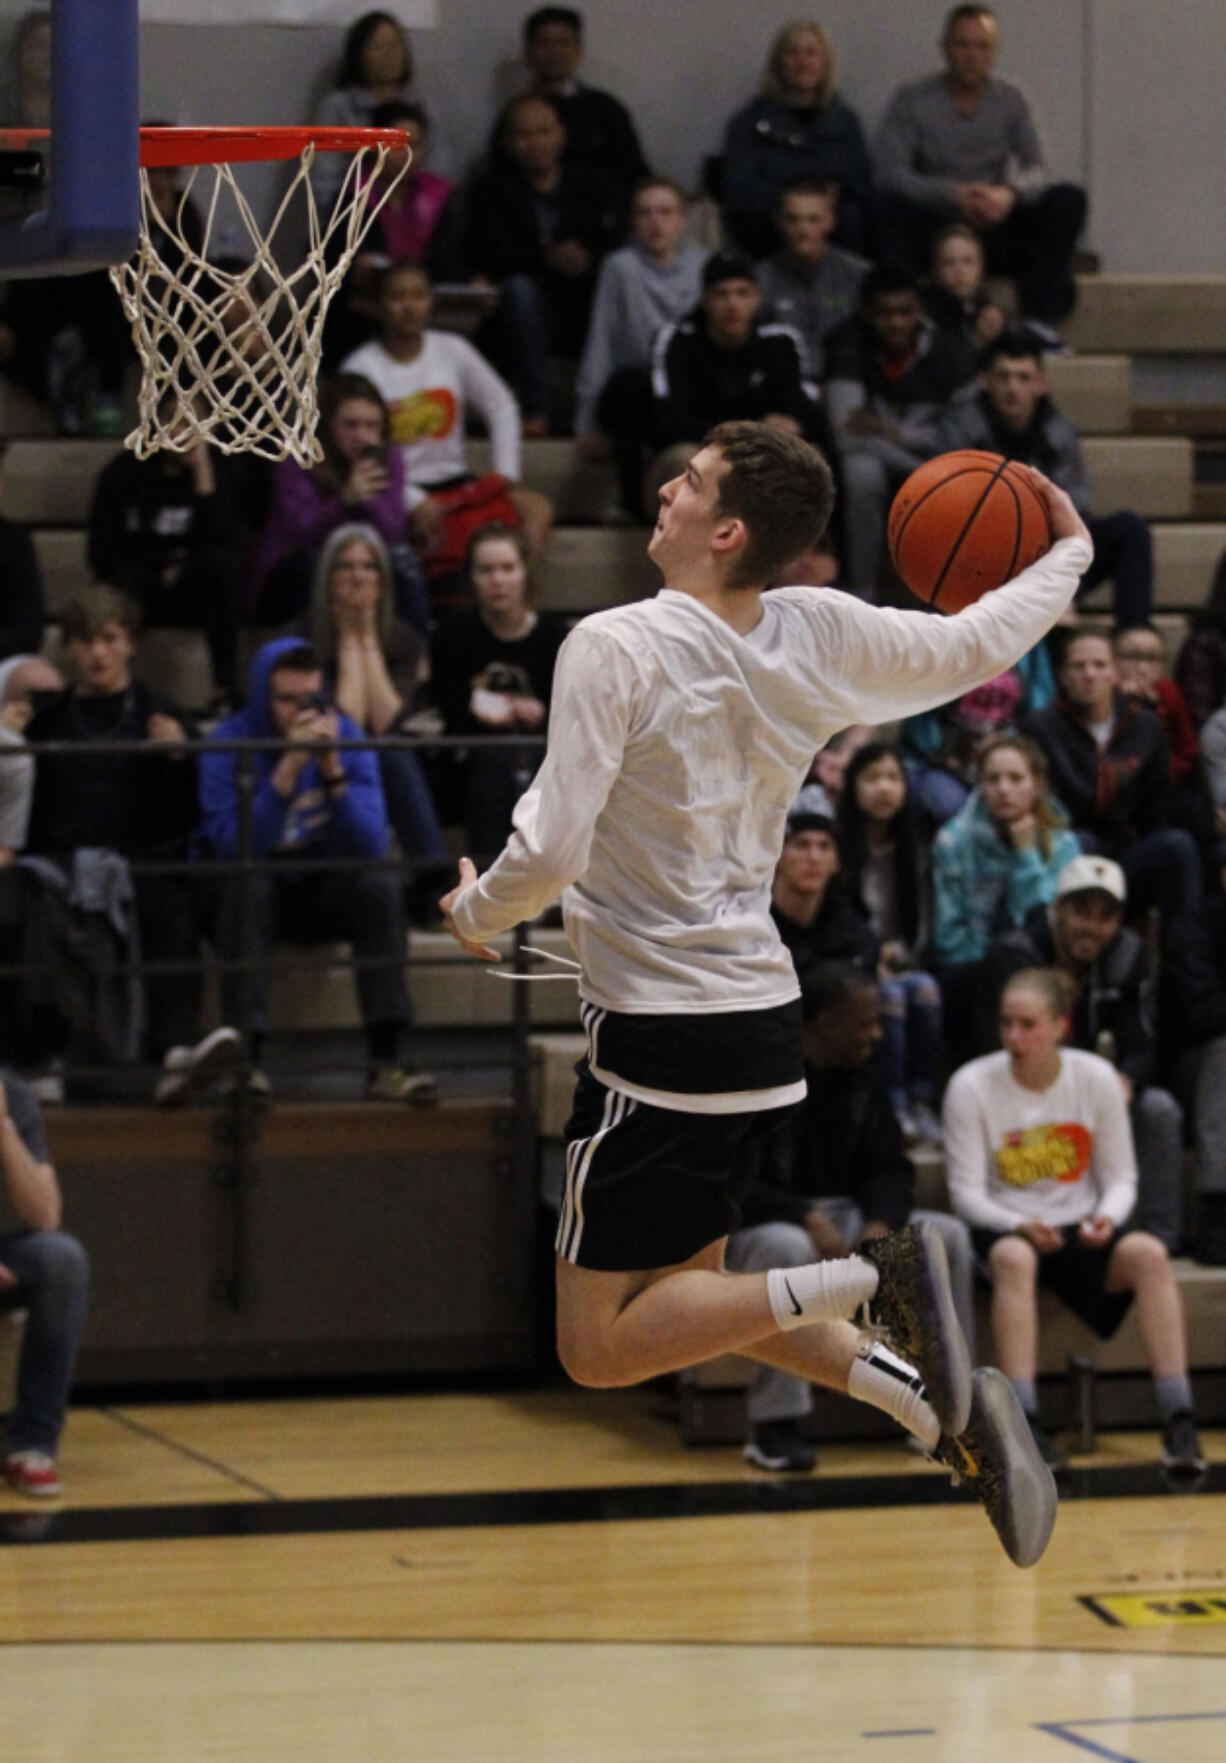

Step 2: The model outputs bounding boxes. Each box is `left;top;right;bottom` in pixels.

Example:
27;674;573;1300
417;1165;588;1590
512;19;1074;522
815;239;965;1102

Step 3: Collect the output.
740;1060;915;1234
1025;691;1170;856
25;682;199;860
652;313;824;446
772;890;880;977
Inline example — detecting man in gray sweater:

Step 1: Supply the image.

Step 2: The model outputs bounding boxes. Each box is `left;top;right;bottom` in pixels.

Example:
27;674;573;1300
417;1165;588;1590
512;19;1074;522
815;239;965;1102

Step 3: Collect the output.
572;176;705;518
873;4;1086;323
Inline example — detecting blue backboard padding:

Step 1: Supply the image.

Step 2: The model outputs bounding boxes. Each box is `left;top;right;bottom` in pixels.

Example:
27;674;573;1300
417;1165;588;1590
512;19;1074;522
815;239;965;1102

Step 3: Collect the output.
0;0;140;276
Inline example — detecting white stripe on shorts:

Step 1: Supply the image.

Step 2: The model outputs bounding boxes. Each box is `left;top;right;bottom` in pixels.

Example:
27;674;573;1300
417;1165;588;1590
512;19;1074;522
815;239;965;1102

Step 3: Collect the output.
558;1084;637;1264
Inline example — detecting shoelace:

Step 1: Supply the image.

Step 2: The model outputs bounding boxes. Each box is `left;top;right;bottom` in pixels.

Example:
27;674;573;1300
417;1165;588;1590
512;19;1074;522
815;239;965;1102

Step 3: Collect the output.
488;946;583;983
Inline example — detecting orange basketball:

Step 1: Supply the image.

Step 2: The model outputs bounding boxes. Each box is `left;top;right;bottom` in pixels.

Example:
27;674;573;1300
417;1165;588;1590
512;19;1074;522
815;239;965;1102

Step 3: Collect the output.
887;449;1053;613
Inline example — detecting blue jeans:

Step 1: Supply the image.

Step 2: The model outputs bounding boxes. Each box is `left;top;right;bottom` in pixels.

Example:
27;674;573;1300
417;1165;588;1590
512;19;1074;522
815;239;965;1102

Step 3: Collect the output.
0;1230;89;1456
878;970;943;1106
378;747;450;864
484;274;550;422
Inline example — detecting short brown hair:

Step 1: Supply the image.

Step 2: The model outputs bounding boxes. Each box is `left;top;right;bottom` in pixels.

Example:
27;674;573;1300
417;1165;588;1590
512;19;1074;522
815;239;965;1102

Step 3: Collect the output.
704;421;836;589
60;584;141;644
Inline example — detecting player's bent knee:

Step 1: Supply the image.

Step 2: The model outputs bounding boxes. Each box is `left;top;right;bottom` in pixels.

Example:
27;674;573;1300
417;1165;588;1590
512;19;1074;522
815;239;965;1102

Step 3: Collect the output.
554;1324;636;1390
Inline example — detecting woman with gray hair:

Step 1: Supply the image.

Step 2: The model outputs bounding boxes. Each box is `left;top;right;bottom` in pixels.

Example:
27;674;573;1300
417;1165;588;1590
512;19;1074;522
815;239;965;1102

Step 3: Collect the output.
306;523;450;882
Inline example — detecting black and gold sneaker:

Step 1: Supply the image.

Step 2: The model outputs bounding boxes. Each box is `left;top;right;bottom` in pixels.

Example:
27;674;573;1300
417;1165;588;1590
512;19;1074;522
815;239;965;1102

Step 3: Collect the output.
859;1221;972;1437
935;1368;1059;1568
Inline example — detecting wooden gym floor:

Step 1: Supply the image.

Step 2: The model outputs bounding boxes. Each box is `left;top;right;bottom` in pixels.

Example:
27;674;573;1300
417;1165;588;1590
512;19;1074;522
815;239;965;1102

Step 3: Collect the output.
0;1386;1223;1761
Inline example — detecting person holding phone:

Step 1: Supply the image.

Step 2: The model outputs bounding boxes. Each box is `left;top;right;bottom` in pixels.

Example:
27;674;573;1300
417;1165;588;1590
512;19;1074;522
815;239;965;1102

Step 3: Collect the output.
200;636;433;1103
249;373;428;630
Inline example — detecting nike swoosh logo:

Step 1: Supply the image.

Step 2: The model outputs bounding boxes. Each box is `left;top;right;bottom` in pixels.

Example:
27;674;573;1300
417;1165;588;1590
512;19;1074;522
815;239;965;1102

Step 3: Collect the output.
783;1276;802;1317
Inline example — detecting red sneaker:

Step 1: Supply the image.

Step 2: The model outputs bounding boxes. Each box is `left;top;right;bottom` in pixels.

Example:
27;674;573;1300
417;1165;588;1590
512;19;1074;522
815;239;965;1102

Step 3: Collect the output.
4;1451;63;1498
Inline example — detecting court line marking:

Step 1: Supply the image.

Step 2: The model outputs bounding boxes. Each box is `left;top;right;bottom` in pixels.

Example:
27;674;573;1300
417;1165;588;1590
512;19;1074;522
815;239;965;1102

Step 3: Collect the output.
100;1408;280;1501
862;1729;937;1739
1037;1710;1226;1763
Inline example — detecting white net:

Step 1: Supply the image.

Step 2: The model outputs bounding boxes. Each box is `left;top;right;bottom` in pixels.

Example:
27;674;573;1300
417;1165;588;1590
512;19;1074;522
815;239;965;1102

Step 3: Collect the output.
109;139;407;466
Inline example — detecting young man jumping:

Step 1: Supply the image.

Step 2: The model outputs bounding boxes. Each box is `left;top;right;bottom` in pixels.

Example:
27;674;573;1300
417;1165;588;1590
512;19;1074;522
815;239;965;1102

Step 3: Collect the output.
443;420;1092;1567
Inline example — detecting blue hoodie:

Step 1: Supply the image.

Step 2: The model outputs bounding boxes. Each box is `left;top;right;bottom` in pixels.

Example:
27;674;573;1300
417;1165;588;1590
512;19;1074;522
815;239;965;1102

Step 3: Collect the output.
198;635;390;861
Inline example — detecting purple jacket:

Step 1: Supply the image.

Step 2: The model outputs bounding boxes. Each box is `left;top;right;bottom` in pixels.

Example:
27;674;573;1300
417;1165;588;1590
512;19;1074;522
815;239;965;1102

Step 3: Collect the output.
247;448;409;610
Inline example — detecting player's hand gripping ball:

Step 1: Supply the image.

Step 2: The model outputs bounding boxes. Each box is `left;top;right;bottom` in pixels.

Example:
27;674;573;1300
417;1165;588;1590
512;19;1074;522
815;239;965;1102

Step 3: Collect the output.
888;449;1053;613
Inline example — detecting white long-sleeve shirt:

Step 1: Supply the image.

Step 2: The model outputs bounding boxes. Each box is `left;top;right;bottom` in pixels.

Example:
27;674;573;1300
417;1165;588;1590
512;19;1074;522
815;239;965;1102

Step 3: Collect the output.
942;1047;1137;1232
342;332;521;508
452;534;1091;1015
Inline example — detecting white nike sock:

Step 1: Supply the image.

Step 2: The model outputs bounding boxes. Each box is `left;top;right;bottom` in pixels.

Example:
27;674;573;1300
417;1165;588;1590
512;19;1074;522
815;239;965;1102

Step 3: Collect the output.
766;1256;879;1331
848;1339;940;1450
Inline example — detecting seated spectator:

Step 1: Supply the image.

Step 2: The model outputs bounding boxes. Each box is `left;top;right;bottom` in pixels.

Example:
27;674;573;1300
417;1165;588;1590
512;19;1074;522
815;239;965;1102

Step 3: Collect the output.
0;440;45;661
0;1068;89;1500
250;371;426;630
932;733;1080;968
824;267;975;597
520;6;649;210
874;4;1087;325
756;178;869;379
900;637;1056;825
25;587;238;1104
0;655;61;864
721;19;871;258
311;10;428;215
1175;547;1226;730
430;524;567;862
458;93;623;432
922;222;1010;357
973;855;1203;1259
728;962;974;1473
1026;630;1204;936
343;262;553;606
365;101;453;268
200;637;433;1104
790;724;874;821
1113;622;1200;797
943;965;1205;1479
770;811;879;976
323;100;456;367
304;523;451;888
838;742;943;1145
940;333;1153;623
86;408;249;700
572;177;704;513
641;250;829;518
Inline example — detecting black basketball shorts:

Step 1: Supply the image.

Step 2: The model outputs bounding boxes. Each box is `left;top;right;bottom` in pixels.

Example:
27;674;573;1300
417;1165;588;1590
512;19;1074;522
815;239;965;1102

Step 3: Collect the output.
556;1062;795;1272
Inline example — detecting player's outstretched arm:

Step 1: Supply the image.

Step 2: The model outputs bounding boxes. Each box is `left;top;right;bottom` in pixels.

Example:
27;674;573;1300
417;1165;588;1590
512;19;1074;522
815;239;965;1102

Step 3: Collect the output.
440;856;501;962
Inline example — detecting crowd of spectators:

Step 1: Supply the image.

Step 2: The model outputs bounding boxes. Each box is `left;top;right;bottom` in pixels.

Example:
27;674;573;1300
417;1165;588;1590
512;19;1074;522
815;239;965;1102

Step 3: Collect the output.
1;5;1224;1495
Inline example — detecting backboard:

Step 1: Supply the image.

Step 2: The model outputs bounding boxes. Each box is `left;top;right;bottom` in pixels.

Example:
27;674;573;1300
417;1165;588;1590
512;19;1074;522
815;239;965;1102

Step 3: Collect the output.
0;0;140;276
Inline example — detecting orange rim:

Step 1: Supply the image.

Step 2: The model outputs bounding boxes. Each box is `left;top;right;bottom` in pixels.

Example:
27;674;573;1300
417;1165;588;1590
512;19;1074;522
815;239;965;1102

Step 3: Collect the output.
0;125;407;167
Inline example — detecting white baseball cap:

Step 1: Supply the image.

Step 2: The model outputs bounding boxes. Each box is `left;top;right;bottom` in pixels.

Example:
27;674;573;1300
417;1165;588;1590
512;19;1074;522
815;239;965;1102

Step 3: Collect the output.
1055;854;1126;905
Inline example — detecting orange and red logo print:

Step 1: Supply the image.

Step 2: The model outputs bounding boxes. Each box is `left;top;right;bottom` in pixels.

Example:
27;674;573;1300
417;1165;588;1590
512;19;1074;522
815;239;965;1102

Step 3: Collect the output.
995;1122;1092;1189
389;388;458;445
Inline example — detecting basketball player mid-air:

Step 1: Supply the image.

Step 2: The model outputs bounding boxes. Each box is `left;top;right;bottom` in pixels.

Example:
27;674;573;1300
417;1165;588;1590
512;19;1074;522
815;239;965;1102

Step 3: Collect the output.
442;421;1092;1567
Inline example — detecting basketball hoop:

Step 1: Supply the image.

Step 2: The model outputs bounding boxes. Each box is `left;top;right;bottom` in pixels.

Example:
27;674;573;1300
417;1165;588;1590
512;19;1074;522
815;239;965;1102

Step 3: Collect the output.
108;125;411;466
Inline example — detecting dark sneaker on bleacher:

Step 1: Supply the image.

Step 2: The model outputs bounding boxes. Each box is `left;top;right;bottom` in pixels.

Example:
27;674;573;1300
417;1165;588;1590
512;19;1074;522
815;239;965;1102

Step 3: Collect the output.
859;1221;972;1437
934;1368;1059;1568
743;1419;816;1474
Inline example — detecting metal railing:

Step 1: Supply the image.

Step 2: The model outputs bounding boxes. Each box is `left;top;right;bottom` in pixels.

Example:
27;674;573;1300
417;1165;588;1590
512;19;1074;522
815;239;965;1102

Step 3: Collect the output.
3;727;553;1311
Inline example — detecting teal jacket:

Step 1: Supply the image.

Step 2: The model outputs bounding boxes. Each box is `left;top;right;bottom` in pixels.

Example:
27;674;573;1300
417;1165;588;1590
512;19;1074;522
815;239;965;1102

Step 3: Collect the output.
931;788;1080;966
